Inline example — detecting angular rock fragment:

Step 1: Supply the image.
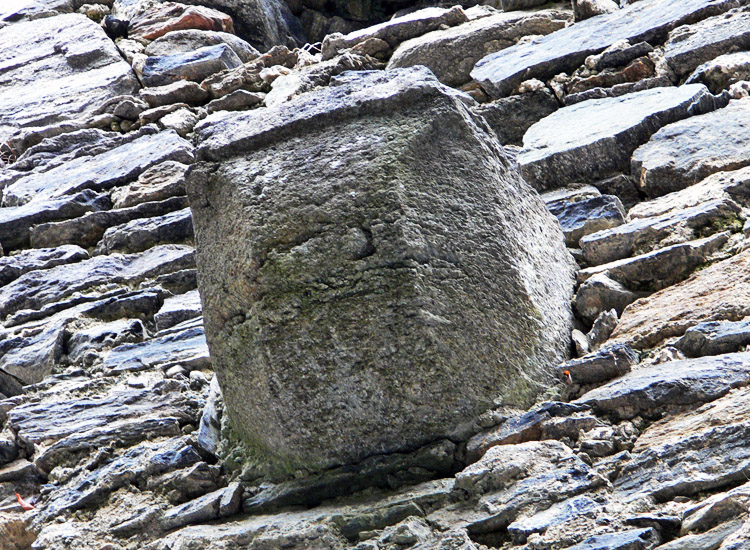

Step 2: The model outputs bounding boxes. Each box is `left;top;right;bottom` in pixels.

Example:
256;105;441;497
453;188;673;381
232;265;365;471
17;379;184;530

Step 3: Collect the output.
188;67;576;472
102;317;208;373
145;29;259;63
473;85;559;145
139;81;210;108
0;14;139;142
664;7;750;77
627;166;750;220
387;10;569;87
686;52;750;94
321;7;468;60
546;194;626;247
111;161;188;209
610;248;750;349
575;353;750;418
563;529;660;550
0;245;88;287
518;85;716;190
142;44;243;87
632;99;750;198
439;440;606;535
507;495;602;544
128;2;234;41
471;0;739;99
95;207;194;254
675;318;750;357
558;344;638;386
154;289;202;332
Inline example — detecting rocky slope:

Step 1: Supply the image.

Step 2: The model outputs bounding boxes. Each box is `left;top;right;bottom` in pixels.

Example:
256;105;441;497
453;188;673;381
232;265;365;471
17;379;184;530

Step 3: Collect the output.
1;0;750;549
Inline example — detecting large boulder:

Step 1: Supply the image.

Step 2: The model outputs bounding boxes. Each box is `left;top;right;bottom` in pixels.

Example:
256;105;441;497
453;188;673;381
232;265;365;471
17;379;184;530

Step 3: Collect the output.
187;67;576;474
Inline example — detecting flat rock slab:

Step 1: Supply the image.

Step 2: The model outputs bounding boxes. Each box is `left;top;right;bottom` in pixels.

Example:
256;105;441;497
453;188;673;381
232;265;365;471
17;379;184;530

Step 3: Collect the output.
102;317;208;373
665;7;750;77
154;289;202;332
632;99;750;198
473;87;559;146
518;85;715;190
627;166;750;220
144;30;259;63
579;197;741;266
563;529;660;550
577;233;729;291
0;244;195;319
0;245;88;287
610;248;750;349
437;441;606;534
30;196;188;249
387;10;569;87
188;67;576;472
321;6;468;60
8;384;198;473
558;344;638;386
686;51;750;94
142;44;243;87
0;14;139;142
96;207;194;254
471;0;739;99
574;352;750;419
676;318;750;357
546;194;625;247
615;386;750;502
2;130;193;207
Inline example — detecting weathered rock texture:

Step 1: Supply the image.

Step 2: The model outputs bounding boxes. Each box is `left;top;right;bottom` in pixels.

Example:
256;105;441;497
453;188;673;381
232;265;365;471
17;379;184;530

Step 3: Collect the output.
187;67;576;473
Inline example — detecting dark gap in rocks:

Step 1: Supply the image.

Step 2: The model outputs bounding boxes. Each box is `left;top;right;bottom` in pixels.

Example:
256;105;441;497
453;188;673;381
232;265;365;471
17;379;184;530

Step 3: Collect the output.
469;529;512;549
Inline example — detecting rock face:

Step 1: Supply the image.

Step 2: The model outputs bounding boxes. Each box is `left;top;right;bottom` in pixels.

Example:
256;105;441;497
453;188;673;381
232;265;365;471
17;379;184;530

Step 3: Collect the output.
0;14;139;142
187;67;576;473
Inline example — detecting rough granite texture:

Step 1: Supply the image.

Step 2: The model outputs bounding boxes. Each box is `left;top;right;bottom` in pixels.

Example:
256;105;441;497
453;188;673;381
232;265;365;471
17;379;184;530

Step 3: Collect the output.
187;67;576;473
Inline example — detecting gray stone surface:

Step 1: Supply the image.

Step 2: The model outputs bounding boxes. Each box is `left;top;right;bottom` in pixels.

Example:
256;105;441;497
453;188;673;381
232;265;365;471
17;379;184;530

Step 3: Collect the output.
188;67;576;473
2;131;194;207
95;206;193;254
675;318;750;357
0;245;89;287
579;198;741;266
547;194;626;247
321;7;469;60
471;0;740;99
562;529;660;550
614;386;750;502
632;99;750;198
664;7;750;77
577;232;730;291
518;85;716;190
0;244;194;319
387;10;569;87
575;353;750;419
473;86;559;146
573;0;619;22
102;317;208;373
507;495;601;544
139;81;210;108
558;344;638;386
0;14;139;143
30;196;188;249
142;44;243;87
144;29;260;63
154;289;202;332
686;52;750;94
